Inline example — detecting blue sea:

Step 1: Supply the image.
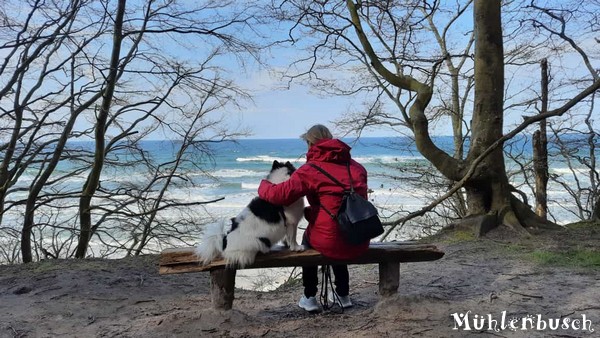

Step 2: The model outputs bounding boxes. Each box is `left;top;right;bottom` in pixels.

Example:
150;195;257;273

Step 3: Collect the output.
188;137;432;198
8;135;593;230
93;137;433;230
119;137;463;222
101;135;589;227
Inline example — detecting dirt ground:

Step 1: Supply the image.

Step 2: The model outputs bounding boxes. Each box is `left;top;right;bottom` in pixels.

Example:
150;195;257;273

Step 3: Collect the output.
1;224;599;338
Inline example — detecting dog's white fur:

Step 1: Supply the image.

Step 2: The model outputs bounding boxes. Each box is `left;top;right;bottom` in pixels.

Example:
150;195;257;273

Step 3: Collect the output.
196;163;304;268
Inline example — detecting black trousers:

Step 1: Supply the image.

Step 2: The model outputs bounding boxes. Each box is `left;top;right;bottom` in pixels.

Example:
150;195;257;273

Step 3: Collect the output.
302;236;350;298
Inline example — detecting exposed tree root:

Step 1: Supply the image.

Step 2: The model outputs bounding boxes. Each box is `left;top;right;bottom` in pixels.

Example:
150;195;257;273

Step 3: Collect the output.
463;196;562;238
498;206;532;237
510;196;562;230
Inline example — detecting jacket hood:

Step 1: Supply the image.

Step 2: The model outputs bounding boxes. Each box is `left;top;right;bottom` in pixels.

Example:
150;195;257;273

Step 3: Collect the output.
306;138;351;163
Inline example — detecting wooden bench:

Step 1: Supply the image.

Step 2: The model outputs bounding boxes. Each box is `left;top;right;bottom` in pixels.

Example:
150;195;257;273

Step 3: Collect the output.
159;242;444;310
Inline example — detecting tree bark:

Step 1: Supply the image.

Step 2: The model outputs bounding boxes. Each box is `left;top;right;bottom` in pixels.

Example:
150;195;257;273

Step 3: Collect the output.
463;0;556;233
464;0;509;222
75;0;126;258
533;59;549;219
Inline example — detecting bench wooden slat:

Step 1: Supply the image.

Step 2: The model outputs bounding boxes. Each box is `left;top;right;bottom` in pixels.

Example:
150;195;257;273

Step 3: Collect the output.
159;242;444;275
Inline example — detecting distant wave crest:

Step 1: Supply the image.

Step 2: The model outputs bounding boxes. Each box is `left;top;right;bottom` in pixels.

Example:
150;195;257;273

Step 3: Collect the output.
352;155;423;164
235;154;422;164
236;155;303;163
212;169;263;178
241;182;260;190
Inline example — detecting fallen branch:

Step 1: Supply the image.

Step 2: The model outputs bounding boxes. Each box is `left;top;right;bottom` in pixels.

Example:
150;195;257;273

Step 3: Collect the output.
574;306;600;311
507;290;544;299
89;297;128;301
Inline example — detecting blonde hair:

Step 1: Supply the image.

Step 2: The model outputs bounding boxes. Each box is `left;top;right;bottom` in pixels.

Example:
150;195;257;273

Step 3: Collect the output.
301;124;333;145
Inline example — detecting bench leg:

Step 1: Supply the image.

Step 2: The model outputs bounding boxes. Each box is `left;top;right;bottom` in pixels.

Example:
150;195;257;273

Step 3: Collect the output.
378;262;399;297
210;268;236;310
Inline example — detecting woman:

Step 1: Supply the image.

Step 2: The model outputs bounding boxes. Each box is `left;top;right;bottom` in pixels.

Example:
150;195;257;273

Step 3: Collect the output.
257;124;370;312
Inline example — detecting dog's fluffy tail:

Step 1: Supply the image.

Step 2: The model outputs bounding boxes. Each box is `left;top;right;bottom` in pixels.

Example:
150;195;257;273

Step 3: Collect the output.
195;221;225;265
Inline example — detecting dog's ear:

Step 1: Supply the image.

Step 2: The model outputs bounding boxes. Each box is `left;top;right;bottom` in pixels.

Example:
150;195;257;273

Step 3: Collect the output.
230;217;239;232
271;160;281;170
283;161;296;175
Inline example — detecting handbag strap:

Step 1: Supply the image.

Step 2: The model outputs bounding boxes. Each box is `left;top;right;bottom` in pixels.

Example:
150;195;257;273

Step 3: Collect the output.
307;162;355;219
307;162;355;193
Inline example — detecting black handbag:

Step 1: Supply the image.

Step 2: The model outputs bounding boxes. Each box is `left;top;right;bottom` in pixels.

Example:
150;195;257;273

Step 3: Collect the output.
308;163;384;245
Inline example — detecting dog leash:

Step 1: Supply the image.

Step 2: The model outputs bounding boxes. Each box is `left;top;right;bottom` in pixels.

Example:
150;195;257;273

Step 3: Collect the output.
319;265;343;314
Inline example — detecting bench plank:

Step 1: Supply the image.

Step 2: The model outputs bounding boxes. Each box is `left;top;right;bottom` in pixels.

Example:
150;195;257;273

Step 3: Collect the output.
159;242;444;275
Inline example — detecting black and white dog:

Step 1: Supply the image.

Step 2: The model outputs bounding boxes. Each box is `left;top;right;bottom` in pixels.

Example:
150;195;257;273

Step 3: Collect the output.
196;160;304;267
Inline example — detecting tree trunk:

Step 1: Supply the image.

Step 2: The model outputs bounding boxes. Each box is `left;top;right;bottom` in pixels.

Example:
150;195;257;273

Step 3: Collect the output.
21;104;95;263
0;106;23;225
75;0;126;258
463;1;557;233
7;0;89;263
592;197;600;221
464;0;508;227
533;59;549;219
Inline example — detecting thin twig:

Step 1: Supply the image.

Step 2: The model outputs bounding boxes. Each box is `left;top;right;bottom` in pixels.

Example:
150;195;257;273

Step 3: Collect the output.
507;290;544;299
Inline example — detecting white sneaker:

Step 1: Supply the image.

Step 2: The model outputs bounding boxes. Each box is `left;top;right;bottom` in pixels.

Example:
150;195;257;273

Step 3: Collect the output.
298;295;320;312
328;292;353;308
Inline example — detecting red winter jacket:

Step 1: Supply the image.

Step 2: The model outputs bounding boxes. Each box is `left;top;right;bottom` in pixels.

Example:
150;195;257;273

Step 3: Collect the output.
257;138;369;260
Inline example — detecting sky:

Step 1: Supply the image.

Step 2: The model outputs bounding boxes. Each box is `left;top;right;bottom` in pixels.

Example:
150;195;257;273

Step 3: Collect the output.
238;72;395;140
83;1;599;142
12;0;596;142
243;88;344;139
223;59;369;140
